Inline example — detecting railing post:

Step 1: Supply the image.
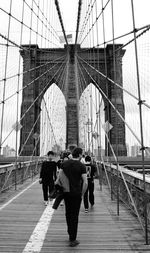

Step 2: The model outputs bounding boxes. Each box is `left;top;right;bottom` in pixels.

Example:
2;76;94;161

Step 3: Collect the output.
14;163;17;190
99;162;103;191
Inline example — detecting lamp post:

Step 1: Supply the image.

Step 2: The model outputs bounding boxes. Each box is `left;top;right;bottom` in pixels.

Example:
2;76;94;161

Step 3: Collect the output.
85;118;92;154
33;132;39;156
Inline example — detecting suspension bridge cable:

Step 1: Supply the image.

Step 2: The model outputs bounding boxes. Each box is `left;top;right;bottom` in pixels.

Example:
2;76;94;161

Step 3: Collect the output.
16;61;67;156
0;56;67;104
75;0;82;45
77;57;142;146
0;0;67;155
19;113;40;156
43;98;57;147
54;0;68;45
111;0;120;216
14;0;25;174
78;0;93;43
0;55;66;85
77;55;150;110
78;0;96;45
0;7;59;47
114;25;150;53
30;0;60;40
130;0;148;245
21;58;67;153
0;0;13;154
79;0;110;45
1;58;67;147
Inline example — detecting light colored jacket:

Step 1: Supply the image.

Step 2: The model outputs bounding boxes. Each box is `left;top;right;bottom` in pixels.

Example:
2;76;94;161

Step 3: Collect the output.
55;169;70;192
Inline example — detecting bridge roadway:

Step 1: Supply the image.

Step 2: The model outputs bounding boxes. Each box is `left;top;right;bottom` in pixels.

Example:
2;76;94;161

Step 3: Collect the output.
0;179;150;253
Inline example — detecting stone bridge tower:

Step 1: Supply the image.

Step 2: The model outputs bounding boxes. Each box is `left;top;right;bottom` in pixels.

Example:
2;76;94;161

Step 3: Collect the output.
19;44;127;156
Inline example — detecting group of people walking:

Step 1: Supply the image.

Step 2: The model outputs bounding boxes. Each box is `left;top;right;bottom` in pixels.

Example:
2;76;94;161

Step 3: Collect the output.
39;147;96;247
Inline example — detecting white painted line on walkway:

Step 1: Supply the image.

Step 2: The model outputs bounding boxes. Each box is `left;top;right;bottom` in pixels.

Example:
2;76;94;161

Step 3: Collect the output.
22;202;55;253
0;179;39;211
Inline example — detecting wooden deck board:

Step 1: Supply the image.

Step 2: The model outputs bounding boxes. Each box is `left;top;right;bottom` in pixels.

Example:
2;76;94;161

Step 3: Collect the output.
0;179;150;252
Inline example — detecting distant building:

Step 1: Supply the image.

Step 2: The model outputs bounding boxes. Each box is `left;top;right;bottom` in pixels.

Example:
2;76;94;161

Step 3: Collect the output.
131;144;141;157
145;147;150;157
126;143;130;156
2;145;16;157
94;147;105;160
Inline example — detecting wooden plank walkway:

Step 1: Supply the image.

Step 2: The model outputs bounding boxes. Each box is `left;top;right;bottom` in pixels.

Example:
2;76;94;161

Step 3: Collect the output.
0;179;150;253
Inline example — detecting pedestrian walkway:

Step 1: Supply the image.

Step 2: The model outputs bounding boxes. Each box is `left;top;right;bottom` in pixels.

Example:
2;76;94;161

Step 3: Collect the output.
0;179;150;252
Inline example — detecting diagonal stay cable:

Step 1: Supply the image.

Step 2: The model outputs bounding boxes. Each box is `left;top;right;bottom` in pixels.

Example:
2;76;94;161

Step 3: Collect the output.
79;0;97;44
0;7;57;47
1;58;67;146
0;55;67;104
32;0;60;40
41;59;68;146
77;54;150;110
77;57;142;146
19;113;41;156
77;60;103;149
78;23;150;54
23;0;61;44
99;116;144;232
78;0;92;43
114;25;150;53
0;54;66;84
80;0;110;45
43;98;57;145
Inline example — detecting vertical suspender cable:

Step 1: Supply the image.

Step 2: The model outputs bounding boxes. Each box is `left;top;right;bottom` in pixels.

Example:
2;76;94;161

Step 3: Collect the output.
130;0;148;245
101;0;109;161
41;0;44;47
36;0;40;46
89;0;92;155
0;0;13;155
45;0;48;48
111;0;120;216
90;85;93;154
95;0;102;161
91;2;96;156
14;0;25;189
29;0;34;45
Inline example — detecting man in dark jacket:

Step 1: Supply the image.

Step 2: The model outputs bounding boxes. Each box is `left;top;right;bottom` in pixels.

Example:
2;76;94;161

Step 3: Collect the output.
83;155;96;213
61;147;87;247
39;151;57;205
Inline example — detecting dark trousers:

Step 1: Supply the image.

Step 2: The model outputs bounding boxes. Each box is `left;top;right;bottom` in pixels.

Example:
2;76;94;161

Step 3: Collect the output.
64;193;82;241
83;180;94;209
42;182;54;201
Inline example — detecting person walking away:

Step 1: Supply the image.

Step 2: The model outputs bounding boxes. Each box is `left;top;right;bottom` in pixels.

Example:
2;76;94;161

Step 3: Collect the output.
39;151;57;206
56;152;69;207
61;147;87;247
83;155;96;213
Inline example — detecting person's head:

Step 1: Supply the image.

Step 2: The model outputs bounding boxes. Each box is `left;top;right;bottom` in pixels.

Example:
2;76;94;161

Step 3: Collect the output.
72;147;83;159
63;152;69;161
47;150;54;160
85;155;91;162
63;156;69;161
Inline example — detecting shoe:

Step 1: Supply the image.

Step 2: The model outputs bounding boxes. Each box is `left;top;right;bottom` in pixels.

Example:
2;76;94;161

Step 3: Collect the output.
44;201;48;206
69;240;80;247
84;209;88;213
